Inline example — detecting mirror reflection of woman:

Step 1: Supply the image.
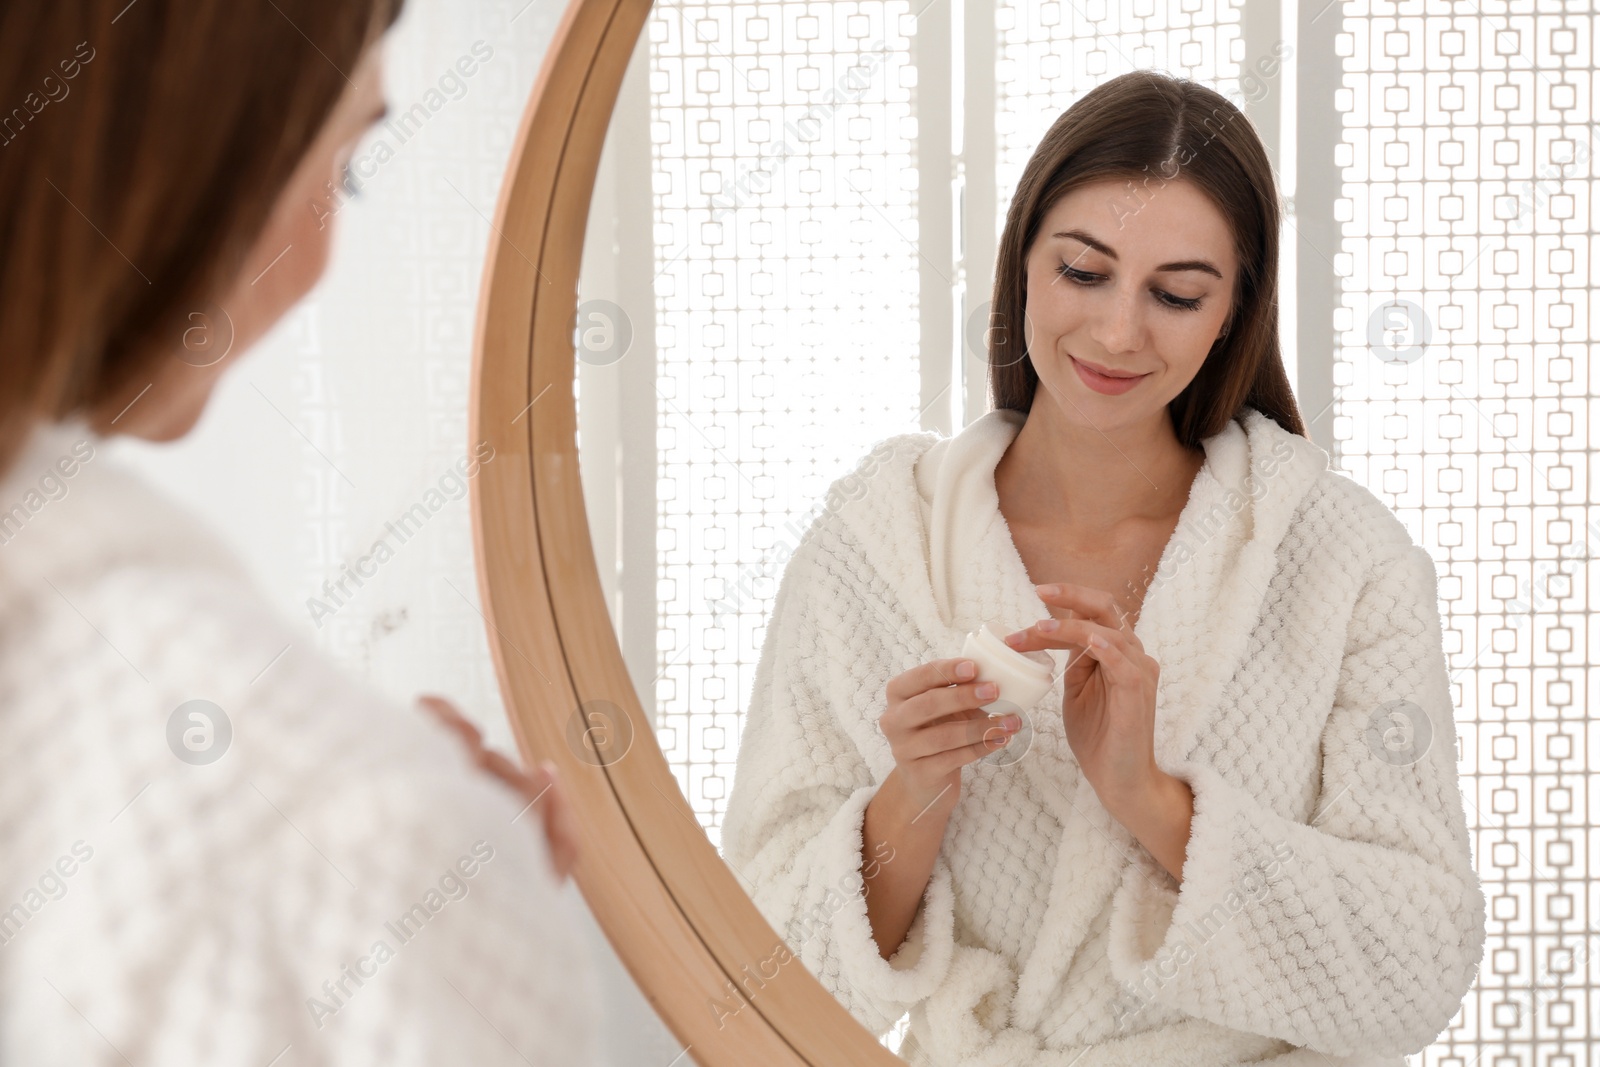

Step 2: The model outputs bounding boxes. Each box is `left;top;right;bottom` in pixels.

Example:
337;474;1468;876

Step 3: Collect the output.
724;71;1484;1067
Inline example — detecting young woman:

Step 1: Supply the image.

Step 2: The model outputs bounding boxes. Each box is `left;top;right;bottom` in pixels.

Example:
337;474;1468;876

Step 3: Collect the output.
0;5;595;1064
723;71;1485;1066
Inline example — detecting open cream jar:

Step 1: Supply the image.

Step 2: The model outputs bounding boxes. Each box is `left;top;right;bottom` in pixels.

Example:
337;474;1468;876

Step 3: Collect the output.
960;622;1056;765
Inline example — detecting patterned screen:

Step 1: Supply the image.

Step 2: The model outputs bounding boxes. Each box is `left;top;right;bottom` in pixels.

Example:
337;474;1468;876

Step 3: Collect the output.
1335;6;1596;1062
646;1;921;847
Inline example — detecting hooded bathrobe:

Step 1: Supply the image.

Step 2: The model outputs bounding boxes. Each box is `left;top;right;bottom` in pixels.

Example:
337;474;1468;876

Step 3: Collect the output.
721;405;1486;1067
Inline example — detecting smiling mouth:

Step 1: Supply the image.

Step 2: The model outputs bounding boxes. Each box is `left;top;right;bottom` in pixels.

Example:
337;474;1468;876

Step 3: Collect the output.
1070;356;1147;380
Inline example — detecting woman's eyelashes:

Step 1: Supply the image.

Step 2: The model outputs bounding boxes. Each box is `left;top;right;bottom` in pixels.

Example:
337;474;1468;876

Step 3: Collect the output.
336;119;386;199
1054;262;1204;312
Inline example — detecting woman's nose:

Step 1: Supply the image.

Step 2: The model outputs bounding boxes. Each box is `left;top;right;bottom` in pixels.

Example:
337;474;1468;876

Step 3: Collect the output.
1088;285;1145;356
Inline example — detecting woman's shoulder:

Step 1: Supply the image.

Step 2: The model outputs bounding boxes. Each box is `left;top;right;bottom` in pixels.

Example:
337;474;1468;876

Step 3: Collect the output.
0;419;255;604
0;422;518;835
823;427;945;512
784;428;944;558
1292;451;1431;581
1230;405;1417;562
1315;465;1415;543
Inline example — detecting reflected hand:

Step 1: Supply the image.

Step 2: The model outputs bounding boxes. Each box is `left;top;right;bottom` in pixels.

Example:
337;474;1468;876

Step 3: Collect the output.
880;657;1023;814
417;694;580;883
1002;584;1163;813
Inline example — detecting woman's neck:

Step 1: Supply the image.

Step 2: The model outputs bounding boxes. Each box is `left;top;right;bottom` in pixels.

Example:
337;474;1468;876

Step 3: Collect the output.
993;398;1205;539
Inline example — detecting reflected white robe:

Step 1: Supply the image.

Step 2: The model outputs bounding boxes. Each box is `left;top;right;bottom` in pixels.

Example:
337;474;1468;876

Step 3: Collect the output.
722;405;1485;1067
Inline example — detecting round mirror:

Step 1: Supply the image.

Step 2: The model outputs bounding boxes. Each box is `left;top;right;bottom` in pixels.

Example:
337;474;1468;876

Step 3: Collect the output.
475;3;1486;1067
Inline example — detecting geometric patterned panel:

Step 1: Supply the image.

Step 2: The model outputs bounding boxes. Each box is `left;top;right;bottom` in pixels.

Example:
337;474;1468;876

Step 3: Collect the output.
648;1;921;847
1334;7;1595;1063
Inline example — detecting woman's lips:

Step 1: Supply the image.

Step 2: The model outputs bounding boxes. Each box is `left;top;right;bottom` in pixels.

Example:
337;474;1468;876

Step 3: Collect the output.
1070;355;1149;396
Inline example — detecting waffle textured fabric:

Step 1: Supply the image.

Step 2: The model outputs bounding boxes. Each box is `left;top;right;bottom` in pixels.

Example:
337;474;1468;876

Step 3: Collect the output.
722;405;1486;1067
0;416;599;1066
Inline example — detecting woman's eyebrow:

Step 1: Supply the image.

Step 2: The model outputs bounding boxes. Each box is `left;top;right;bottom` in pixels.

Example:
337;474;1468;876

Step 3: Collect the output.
1051;228;1223;279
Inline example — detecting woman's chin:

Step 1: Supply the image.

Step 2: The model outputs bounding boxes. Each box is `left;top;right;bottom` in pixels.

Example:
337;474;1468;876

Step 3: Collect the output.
147;416;202;443
109;389;210;443
1041;371;1166;425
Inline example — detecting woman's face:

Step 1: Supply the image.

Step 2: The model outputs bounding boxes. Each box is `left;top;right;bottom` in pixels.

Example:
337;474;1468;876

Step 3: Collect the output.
91;44;389;439
1020;177;1238;437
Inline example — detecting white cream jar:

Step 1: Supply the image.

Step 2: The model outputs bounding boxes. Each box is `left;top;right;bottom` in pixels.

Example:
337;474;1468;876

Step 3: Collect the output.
960;622;1056;765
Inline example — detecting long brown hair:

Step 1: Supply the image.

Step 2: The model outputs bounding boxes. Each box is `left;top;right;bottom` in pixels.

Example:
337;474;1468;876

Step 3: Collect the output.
989;70;1306;446
0;0;404;472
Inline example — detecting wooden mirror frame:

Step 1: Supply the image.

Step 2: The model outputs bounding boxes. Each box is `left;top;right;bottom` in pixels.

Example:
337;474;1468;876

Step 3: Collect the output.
467;0;903;1063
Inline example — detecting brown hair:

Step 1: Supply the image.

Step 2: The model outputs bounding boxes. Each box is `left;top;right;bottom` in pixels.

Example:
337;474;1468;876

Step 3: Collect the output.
0;0;404;472
988;70;1306;446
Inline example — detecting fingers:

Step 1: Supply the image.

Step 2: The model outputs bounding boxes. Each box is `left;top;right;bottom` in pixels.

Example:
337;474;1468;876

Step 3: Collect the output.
903;713;1019;761
881;656;1036;796
887;657;974;702
1032;583;1125;630
479;746;532;792
457;727;542;802
534;761;580;882
920;734;1012;780
419;697;582;883
1005;619;1159;696
1004;615;1138;657
894;678;1002;731
1079;629;1143;684
418;693;483;746
419;694;511;777
418;694;546;809
416;695;581;883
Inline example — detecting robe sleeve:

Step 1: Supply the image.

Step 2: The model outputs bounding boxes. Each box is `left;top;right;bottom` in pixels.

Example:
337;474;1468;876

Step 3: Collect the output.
1104;542;1487;1058
721;531;957;1036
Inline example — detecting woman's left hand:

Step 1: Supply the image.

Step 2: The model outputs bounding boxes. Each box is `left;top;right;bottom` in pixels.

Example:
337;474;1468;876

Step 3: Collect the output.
1003;583;1165;813
1006;584;1196;884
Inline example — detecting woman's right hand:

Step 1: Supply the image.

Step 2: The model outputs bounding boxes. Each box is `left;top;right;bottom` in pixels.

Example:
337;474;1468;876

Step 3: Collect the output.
418;694;581;883
879;657;1022;812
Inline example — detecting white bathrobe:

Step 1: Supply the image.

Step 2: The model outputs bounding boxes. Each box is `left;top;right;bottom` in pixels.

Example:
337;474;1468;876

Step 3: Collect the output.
0;416;599;1066
722;405;1485;1067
